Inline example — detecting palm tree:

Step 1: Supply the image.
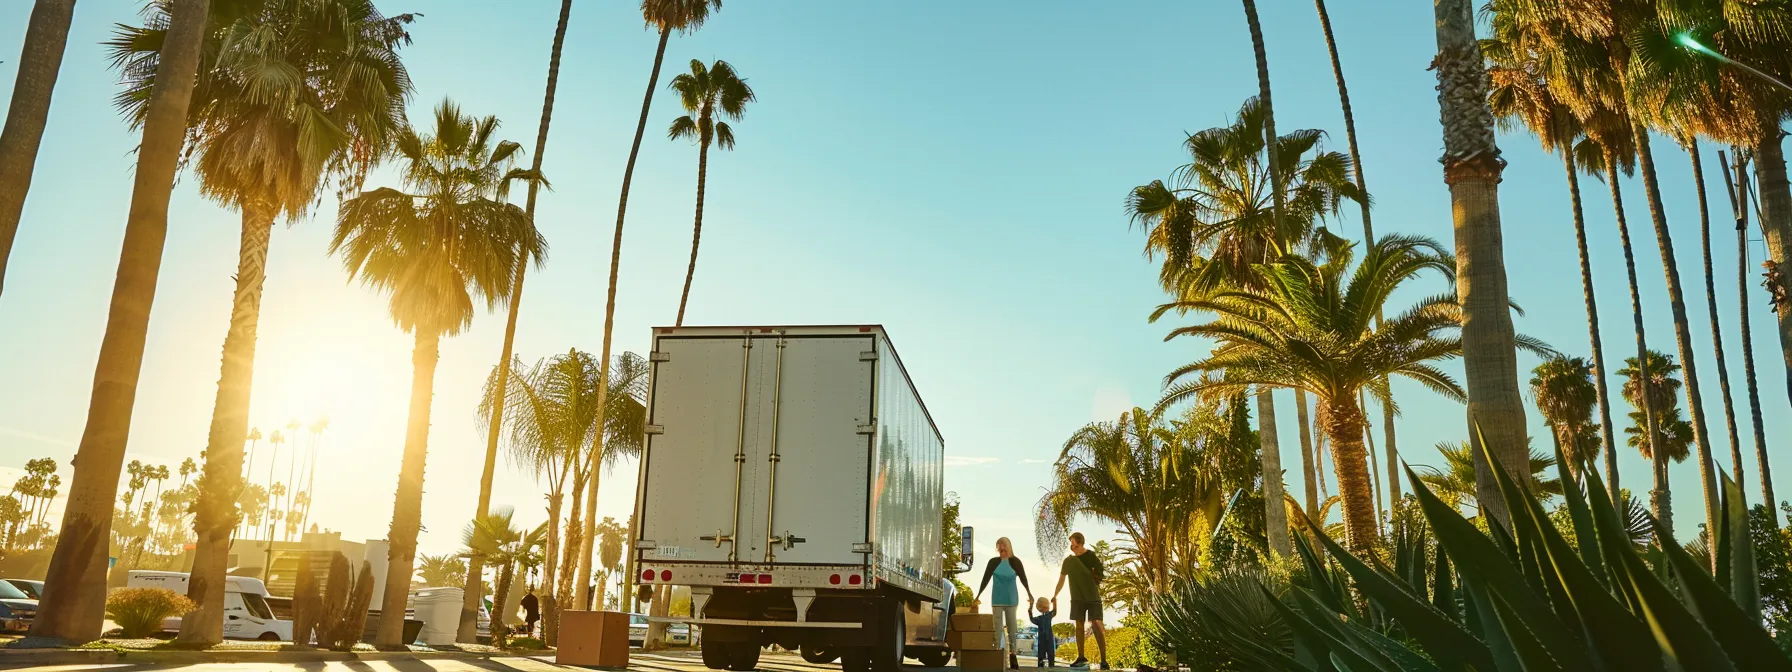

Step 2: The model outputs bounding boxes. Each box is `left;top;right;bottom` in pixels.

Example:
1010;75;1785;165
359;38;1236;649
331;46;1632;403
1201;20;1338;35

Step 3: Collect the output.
0;0;77;297
418;554;466;589
1619;349;1687;530
1125;93;1360;559
667;59;755;326
465;0;574;644
1721;151;1775;519
1416;440;1561;511
1036;402;1248;603
462;507;542;644
330;100;546;647
1156;235;1548;551
1311;0;1404;518
1682;138;1748;497
575;353;650;615
264;429;284;518
282;419;301;536
1483;34;1622;494
1529;356;1600;479
590;0;722;615
298;417;325;534
482;349;602;645
32;0;211;642
107;0;415;636
595;517;626;611
1431;0;1532;532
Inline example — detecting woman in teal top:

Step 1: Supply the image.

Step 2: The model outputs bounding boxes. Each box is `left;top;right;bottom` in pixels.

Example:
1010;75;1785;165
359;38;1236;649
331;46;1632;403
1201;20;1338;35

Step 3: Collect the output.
974;537;1033;669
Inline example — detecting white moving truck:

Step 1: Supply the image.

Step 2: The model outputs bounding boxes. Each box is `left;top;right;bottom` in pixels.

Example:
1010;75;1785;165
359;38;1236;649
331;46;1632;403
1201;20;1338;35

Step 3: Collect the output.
127;570;293;641
632;326;964;672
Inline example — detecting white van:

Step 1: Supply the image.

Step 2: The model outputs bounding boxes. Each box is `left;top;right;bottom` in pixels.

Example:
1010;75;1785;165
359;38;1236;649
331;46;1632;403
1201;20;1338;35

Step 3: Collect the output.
126;570;293;642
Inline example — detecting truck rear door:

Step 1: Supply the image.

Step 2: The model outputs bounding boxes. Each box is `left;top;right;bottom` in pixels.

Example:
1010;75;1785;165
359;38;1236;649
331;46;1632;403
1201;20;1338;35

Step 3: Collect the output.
756;335;874;565
640;332;875;567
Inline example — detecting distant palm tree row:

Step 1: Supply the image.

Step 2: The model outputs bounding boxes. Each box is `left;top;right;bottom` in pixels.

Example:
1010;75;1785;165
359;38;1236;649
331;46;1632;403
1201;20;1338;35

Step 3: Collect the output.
1108;0;1791;572
7;0;754;647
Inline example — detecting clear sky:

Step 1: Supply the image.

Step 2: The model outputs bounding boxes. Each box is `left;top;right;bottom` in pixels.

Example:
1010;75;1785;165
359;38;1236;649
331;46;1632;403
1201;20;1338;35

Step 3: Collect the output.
2;1;1786;592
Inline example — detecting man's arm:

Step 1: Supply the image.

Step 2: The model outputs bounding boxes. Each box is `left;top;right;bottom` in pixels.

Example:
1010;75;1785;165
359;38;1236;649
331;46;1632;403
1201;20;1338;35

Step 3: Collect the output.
1052;571;1066;601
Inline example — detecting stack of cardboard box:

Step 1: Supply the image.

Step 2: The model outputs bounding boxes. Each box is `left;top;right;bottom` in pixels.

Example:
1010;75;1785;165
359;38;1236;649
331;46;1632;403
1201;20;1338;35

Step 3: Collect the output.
948;613;1005;671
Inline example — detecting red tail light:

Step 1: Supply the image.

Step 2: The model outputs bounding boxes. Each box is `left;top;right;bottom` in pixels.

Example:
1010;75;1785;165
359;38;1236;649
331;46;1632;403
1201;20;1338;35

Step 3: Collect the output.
758;574;773;584
641;569;655;581
829;574;842;585
848;574;863;585
660;570;672;581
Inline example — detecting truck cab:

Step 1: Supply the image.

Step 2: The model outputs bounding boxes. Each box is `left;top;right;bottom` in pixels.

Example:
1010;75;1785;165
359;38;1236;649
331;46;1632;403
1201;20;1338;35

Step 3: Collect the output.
127;570;293;642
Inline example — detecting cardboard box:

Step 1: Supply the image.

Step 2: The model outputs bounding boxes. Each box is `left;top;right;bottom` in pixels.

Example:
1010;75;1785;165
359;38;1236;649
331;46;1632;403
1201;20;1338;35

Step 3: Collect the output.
949;630;1003;651
949;613;995;632
958;649;1006;671
556;610;630;668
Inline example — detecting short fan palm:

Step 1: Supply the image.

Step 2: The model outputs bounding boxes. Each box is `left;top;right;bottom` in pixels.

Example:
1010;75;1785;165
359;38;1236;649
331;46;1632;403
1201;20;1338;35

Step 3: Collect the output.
1154;235;1549;551
331;100;545;646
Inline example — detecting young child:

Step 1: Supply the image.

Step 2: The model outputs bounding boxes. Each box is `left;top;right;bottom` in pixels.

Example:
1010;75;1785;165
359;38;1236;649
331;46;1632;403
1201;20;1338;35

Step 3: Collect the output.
1030;597;1057;667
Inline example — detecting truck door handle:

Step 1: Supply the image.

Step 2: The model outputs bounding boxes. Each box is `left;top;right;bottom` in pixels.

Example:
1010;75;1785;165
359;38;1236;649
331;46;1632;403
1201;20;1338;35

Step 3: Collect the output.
769;532;806;551
699;530;734;548
228;615;239;621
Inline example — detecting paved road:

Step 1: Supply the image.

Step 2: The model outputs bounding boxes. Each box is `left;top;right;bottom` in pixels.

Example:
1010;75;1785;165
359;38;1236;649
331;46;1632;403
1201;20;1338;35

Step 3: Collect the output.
3;650;983;672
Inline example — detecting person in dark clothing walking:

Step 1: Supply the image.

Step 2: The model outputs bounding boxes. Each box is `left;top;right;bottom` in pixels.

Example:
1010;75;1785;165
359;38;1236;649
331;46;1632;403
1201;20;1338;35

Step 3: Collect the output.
1051;532;1106;670
520;587;541;638
974;537;1033;669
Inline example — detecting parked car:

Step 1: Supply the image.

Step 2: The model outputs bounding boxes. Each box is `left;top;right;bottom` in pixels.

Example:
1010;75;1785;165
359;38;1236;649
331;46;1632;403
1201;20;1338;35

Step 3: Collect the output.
3;579;44;600
0;580;36;633
628;613;648;647
1014;626;1038;658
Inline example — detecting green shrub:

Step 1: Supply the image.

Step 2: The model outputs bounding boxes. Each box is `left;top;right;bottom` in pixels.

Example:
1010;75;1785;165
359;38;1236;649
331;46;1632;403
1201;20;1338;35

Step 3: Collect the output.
105;587;195;638
509;636;546;650
1052;625;1159;667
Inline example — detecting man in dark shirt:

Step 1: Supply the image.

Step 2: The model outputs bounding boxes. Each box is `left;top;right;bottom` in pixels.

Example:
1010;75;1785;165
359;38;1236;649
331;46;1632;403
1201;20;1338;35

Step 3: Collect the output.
1050;532;1107;670
520;587;541;638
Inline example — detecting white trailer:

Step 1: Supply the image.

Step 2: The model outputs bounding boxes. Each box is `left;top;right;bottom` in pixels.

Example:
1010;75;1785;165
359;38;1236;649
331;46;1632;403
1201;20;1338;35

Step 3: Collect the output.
632;326;959;672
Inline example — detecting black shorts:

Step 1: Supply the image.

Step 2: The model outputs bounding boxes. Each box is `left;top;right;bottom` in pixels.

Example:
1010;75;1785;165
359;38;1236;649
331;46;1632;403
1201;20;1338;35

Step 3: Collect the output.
1069;599;1103;623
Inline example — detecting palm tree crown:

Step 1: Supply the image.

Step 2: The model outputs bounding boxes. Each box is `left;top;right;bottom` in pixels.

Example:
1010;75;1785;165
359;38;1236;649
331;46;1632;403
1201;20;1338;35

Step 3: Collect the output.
1529;356;1602;471
330;100;547;335
667;60;754;151
1126;96;1362;296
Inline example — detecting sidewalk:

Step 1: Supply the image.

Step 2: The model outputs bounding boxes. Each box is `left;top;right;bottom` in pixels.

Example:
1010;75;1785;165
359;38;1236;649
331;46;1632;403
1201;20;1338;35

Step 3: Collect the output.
0;638;548;667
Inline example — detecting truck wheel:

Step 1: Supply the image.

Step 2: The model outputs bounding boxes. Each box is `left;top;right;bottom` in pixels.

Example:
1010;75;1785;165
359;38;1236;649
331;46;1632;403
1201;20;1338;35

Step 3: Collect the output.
801;644;840;664
869;603;905;672
726;642;762;671
914;648;952;668
702;643;733;670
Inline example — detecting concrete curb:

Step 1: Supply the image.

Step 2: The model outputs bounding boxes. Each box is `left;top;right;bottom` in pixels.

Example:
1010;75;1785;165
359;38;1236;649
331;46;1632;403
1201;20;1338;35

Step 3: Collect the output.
0;646;532;667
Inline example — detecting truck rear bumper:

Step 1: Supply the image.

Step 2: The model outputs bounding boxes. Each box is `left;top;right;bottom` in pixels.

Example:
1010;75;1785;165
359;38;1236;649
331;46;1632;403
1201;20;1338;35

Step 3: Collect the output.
638;562;870;590
647;616;861;629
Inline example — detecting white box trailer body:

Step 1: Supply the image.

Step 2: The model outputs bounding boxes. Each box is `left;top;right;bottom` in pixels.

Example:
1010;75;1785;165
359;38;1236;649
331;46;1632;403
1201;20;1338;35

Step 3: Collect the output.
632;325;955;671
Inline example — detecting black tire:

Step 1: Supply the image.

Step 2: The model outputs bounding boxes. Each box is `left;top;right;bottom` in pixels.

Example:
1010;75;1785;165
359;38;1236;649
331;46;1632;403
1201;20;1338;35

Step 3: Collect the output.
914;648;952;667
258;632;281;642
801;644;840;664
869;602;904;672
727;641;762;671
702;643;733;670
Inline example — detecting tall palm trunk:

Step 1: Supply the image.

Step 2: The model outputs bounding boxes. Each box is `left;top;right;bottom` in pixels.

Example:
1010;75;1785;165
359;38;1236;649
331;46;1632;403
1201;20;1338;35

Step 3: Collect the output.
1294;389;1319;515
1562;153;1620;495
592;23;673;616
1723;150;1774;521
1632;127;1719;544
1753;135;1792;410
1604;155;1667;530
675;123;712;326
491;559;516;642
1319;396;1376;551
540;489;563;645
557;468;585;615
31;0;208;643
462;0;572;644
374;331;441;647
1240;0;1291;558
1312;0;1400;512
1687;140;1745;493
576;455;601;609
1433;0;1529;528
0;0;76;297
180;202;278;644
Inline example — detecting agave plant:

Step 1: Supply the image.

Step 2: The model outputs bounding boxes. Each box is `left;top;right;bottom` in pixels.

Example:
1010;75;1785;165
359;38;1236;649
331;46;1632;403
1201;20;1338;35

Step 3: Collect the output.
1147;428;1790;670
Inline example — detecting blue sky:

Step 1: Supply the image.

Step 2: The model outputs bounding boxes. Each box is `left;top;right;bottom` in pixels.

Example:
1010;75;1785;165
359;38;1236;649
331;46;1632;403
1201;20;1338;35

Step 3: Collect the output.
1;0;1786;589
